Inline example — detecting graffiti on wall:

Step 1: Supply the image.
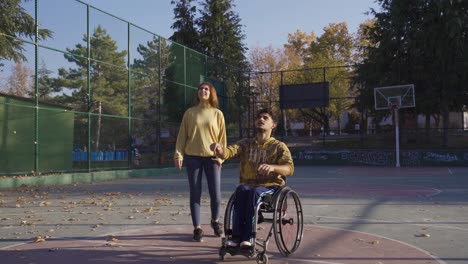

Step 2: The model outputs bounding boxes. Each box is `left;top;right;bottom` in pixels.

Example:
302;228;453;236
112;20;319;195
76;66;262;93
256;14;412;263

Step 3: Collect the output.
401;151;421;166
292;149;394;166
291;148;468;166
423;152;459;162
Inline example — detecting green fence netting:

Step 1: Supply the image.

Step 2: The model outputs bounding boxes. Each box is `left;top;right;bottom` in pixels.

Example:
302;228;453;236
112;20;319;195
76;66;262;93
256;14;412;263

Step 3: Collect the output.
0;0;244;175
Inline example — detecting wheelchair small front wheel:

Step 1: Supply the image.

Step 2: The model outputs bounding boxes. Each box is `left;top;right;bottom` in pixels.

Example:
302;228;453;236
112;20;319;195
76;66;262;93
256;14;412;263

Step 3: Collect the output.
256;252;268;264
219;247;226;260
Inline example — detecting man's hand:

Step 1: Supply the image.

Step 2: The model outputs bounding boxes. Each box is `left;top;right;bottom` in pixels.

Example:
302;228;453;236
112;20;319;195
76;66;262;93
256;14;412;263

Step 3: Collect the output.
174;159;183;170
210;143;224;157
257;164;275;176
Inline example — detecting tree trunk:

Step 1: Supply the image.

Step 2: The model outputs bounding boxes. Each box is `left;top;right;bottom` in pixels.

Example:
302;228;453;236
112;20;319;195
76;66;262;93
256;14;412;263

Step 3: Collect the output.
324;115;330;135
95;101;102;151
337;117;341;135
442;104;450;148
425;114;430;142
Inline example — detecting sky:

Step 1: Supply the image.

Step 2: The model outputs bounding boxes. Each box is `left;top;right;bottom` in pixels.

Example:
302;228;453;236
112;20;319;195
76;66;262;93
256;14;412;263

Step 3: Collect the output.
82;0;380;49
1;0;380;86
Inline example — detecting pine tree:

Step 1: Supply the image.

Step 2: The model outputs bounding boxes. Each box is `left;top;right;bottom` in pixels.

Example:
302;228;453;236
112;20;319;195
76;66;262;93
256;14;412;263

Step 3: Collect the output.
198;0;247;66
197;0;249;129
53;25;128;150
0;0;52;66
169;0;201;52
35;60;53;99
166;0;202;123
131;36;168;161
56;25;128;115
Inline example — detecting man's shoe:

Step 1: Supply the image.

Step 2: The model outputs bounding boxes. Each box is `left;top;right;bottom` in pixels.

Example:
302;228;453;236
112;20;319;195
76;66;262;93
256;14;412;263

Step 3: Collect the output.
193;228;203;242
210;220;224;237
226;240;239;247
240;241;252;248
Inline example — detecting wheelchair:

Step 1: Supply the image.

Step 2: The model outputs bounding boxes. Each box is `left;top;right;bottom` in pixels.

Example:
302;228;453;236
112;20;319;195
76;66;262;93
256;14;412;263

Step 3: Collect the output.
219;186;304;264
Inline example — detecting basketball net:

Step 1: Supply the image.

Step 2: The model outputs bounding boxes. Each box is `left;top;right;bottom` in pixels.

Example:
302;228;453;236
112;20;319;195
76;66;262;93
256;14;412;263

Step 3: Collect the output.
388;102;399;111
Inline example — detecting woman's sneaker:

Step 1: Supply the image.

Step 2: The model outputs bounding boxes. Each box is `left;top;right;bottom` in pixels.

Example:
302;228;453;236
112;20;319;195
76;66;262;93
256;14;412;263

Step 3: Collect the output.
210;220;224;237
193;228;203;242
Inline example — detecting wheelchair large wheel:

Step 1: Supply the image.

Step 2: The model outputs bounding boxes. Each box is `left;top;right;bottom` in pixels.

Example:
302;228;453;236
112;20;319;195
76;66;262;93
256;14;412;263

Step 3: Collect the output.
223;192;236;239
273;187;303;256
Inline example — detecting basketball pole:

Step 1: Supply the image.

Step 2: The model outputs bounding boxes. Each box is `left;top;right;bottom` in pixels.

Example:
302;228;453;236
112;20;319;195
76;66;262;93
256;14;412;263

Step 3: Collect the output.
394;106;400;167
374;84;415;168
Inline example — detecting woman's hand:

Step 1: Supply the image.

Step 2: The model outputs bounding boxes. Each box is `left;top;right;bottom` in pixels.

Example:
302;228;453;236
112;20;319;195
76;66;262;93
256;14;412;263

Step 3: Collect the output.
174;159;183;170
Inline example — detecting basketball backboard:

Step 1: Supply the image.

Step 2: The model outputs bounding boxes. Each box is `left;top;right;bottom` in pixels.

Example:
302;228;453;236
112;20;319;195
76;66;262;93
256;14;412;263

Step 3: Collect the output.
374;84;415;110
280;82;329;109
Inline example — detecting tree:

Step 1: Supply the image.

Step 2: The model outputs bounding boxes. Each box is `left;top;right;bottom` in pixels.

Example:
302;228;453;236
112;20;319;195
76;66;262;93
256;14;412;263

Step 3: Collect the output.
284;30;315;67
165;0;203;124
355;0;468;146
0;0;52;66
198;0;249;131
283;24;355;135
249;45;288;132
6;61;31;97
353;19;376;64
53;25;128;150
169;0;201;52
198;0;247;64
56;26;128;114
307;22;354;65
34;60;54;99
249;45;288;105
167;0;249;135
132;36;164;119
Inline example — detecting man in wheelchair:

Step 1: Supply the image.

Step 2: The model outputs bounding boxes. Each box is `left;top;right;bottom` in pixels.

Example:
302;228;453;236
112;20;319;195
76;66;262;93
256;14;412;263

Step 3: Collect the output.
211;109;294;249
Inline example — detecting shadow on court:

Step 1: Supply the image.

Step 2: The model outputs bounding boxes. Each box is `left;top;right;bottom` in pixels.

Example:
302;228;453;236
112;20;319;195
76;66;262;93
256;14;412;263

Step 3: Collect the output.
0;166;467;264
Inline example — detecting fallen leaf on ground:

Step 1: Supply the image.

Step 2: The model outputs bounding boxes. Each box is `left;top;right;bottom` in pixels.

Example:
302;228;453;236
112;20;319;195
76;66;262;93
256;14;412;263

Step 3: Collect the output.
106;236;119;242
34;236;46;243
415;233;430;237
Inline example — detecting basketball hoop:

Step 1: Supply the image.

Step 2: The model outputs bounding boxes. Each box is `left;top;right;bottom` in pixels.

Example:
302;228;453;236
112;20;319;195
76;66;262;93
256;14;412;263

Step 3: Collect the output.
374;84;415;168
388;103;399;111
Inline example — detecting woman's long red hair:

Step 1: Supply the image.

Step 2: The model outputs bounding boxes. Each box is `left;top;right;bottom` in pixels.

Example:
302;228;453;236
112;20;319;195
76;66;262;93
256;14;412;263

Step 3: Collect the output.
197;82;219;108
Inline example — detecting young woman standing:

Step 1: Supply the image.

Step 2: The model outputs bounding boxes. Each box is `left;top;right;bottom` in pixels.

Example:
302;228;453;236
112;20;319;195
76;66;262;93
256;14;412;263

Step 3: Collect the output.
174;82;226;242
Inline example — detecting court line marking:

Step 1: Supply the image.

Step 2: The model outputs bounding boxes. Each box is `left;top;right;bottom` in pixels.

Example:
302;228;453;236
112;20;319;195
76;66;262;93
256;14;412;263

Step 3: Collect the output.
0;225;207;251
307;215;468;232
1;224;446;264
307;225;447;264
270;259;345;264
295;184;442;198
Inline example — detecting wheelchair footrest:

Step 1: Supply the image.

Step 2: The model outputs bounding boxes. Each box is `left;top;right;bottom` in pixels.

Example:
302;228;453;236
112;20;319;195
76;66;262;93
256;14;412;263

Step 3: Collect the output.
223;246;256;258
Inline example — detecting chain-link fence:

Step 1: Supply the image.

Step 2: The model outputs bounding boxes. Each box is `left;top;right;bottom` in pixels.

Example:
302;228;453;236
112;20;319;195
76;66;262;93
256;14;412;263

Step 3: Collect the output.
247;66;468;150
2;2;467;175
0;0;245;175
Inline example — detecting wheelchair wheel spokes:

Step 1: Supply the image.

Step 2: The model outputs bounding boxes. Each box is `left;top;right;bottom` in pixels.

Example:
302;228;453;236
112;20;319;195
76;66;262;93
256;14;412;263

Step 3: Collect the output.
273;190;303;256
224;193;236;236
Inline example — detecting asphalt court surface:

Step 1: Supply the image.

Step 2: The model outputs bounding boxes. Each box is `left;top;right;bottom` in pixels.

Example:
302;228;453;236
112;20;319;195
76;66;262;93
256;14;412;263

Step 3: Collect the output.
1;166;467;264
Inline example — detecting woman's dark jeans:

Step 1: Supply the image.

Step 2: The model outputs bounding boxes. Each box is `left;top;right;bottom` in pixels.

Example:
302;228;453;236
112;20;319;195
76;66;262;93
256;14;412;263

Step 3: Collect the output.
185;155;222;227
